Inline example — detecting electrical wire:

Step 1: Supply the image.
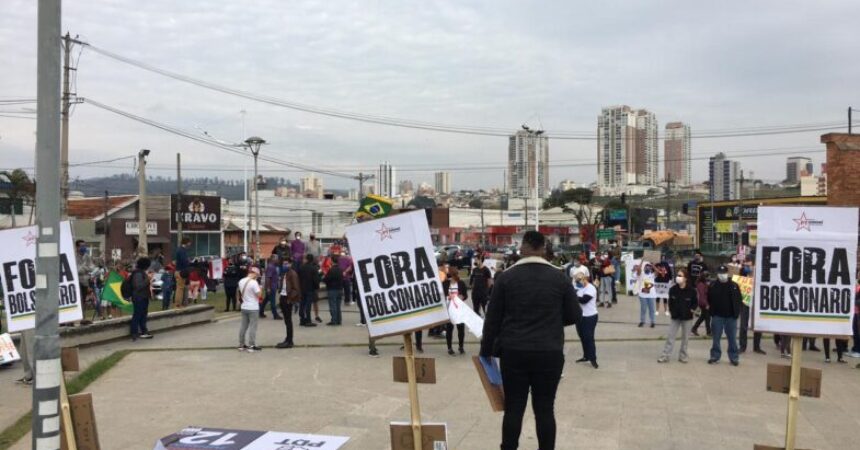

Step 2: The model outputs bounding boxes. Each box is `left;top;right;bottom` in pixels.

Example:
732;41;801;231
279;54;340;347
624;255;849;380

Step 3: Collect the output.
76;40;848;140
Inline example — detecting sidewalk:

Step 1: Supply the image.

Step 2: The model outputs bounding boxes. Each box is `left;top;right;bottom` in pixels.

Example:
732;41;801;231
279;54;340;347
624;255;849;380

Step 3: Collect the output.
3;295;859;449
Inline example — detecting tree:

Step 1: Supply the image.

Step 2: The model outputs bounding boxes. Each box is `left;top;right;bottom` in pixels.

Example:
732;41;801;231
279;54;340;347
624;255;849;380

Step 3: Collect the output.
0;169;35;227
468;198;483;209
408;195;436;209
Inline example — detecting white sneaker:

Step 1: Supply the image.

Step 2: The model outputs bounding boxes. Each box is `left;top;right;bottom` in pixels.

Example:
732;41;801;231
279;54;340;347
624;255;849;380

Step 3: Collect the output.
664;311;670;316
848;352;860;358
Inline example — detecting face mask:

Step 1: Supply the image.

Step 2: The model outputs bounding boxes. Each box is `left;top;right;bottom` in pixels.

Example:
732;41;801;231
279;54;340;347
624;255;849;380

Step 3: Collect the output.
280;242;287;246
79;246;88;255
718;274;728;282
675;276;685;285
575;281;584;289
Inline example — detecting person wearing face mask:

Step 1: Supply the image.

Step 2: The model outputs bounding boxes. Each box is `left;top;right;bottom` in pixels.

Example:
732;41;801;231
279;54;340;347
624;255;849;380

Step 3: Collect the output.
707;265;742;366
273;238;291;264
686;250;709;281
444;268;469;355
634;263;657;328
657;268;698;363
654;261;673;316
690;272;711;336
75;240;94;316
574;272;599;369
223;252;248;312
307;234;322;262
291;231;306;269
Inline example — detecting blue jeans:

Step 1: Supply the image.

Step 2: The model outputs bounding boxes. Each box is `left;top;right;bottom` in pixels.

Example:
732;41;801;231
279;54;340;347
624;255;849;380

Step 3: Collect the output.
639;296;655;324
576;314;598;362
130;298;149;337
710;315;739;362
300;290;316;324
264;287;279;317
328;288;343;324
342;281;352;305
161;286;173;311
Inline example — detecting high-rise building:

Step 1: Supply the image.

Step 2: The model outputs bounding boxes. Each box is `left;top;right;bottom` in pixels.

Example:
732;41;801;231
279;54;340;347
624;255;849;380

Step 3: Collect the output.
507;128;549;199
709;153;740;201
434;172;451;195
786;156;813;184
377;162;396;198
300;174;324;199
597;106;659;194
664;122;691;186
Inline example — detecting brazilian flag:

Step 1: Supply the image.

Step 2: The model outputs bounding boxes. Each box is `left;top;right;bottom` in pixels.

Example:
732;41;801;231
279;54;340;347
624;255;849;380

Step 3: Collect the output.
101;271;134;313
355;194;394;222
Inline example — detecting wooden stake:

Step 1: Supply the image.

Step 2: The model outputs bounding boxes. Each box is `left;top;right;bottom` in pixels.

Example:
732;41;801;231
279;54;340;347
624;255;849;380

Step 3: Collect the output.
784;336;803;450
403;333;423;450
60;375;78;450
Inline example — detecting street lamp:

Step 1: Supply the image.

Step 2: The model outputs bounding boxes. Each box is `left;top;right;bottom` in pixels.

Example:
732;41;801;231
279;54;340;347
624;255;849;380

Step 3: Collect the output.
137;148;151;255
244;136;266;259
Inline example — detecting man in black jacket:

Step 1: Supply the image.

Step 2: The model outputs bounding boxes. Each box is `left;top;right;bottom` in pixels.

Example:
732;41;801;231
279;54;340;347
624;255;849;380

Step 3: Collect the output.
481;231;582;450
129;257;154;341
708;265;742;366
298;254;321;326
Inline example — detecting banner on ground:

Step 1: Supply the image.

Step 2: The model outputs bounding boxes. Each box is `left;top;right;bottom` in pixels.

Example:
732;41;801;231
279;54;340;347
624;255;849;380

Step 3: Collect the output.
153;427;349;450
732;275;754;306
753;206;858;336
0;333;21;364
0;221;82;332
346;210;449;339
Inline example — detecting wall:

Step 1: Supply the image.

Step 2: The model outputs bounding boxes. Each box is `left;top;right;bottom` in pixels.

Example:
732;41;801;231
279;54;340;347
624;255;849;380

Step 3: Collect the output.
822;133;860;207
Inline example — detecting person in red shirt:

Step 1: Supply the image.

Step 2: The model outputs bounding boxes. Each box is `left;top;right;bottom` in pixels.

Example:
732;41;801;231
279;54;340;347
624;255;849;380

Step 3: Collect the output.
188;267;202;304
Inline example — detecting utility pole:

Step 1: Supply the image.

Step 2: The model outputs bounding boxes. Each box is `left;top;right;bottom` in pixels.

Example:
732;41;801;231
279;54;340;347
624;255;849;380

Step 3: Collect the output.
738;169;745;249
524;197;529;228
33;1;62;448
480;203;485;246
60;32;72;217
137;149;150;255
849;106;853;135
355;172;375;203
176;153;183;247
103;190;109;260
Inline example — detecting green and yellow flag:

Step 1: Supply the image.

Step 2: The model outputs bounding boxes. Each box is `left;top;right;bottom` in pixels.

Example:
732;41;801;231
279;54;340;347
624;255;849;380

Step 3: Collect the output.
355;194;394;222
101;271;134;313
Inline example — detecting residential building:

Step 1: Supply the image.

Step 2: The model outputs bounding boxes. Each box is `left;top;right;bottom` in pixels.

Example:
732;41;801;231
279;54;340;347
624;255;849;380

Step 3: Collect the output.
709;152;740;201
434;172;452;195
507;128;549;199
800;163;827;196
664;122;691;186
786;156;813;184
398;179;414;196
300;174;324;199
377;162;396;198
597;105;659;195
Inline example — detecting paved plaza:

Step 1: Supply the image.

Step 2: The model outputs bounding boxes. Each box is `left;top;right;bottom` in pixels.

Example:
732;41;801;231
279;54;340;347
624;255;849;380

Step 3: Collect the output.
3;296;860;449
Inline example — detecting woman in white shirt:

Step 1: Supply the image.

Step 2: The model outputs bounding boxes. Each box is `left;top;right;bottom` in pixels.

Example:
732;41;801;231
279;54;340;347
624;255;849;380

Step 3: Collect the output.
634;263;657;328
237;267;263;352
574;272;599;369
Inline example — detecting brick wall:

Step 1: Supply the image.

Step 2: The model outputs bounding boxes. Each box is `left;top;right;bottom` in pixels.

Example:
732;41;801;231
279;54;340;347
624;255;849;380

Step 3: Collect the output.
821;133;860;207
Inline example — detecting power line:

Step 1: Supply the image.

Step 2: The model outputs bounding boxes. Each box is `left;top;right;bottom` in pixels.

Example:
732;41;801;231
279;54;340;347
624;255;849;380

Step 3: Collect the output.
76;40;847;140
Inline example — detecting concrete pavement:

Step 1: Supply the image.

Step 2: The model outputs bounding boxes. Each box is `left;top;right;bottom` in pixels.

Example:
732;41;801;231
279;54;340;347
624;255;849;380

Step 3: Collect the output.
3;295;860;449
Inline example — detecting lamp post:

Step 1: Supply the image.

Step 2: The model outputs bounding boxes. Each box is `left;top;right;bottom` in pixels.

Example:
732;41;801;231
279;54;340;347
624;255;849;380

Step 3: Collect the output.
137;148;150;255
245;136;266;259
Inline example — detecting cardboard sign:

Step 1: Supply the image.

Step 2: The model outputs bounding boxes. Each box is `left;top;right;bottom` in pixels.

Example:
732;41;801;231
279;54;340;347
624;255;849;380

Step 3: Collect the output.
393;356;436;384
753;445;814;450
61;347;80;372
753;206;858;335
732;275;754;307
68;393;101;450
0;333;20;364
642;250;662;264
346;210;449;339
0;221;83;332
389;423;447;450
766;364;822;398
654;282;671;299
472;356;505;412
154;428;348;450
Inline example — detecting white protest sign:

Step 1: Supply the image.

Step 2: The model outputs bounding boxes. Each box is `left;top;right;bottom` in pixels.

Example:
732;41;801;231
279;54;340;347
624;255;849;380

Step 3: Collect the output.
654;282;671;299
346;210;449;339
754;206;858;336
1;221;83;332
621;254;641;294
0;333;21;364
242;431;349;450
154;428;349;450
209;259;224;280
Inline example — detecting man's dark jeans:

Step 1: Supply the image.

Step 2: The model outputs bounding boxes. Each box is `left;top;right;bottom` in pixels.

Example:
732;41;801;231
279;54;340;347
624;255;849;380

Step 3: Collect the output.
299;290;316;324
130;298;149;337
739;304;762;351
500;349;564;450
279;301;294;344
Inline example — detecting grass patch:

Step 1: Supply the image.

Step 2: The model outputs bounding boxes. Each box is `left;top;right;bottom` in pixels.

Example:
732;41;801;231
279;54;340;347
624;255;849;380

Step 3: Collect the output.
0;349;132;450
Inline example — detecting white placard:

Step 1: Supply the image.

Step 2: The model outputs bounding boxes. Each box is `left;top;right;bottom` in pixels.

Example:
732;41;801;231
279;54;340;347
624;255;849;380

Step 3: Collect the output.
346;210;449;339
753;206;858;336
125;221;158;236
209;259;224;280
243;431;349;450
0;221;83;332
153;428;348;450
0;333;21;364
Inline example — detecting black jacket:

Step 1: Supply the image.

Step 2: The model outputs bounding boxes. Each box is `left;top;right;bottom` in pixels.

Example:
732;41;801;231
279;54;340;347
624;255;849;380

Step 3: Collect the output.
668;284;698;321
323;265;344;290
299;263;321;292
480;258;582;357
708;280;742;318
469;267;491;299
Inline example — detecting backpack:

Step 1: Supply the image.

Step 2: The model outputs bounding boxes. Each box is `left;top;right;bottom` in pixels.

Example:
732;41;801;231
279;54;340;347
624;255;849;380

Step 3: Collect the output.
120;273;134;299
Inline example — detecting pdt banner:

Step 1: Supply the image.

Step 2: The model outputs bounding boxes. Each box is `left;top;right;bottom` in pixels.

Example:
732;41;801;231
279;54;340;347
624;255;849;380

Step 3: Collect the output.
753;206;858;336
153;427;349;450
1;221;83;332
346;210;449;339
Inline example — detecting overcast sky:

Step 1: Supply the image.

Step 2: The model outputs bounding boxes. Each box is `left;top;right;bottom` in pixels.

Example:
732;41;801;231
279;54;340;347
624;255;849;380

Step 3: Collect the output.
1;0;858;192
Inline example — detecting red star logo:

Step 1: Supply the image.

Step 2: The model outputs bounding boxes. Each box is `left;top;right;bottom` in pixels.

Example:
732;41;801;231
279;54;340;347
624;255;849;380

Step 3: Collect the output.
793;212;812;232
22;230;37;247
376;223;393;241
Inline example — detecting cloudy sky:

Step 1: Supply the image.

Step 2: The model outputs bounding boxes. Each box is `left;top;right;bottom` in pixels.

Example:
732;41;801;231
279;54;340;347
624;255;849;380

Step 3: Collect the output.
1;0;858;191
